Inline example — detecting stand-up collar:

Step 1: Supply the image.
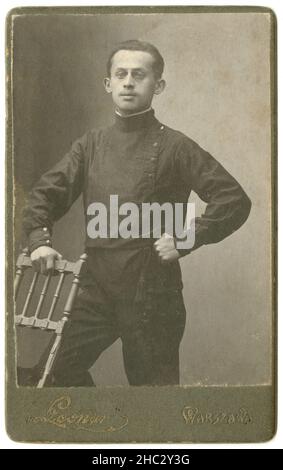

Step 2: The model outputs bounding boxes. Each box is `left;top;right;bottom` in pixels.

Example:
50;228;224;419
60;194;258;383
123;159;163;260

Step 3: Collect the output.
114;108;157;132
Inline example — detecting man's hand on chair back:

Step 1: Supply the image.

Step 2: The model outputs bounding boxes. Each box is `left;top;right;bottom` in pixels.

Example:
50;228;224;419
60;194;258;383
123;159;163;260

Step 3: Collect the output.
30;246;63;275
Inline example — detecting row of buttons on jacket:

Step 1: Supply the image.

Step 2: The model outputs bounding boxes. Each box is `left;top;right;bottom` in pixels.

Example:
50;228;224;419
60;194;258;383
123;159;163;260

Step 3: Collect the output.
147;125;165;179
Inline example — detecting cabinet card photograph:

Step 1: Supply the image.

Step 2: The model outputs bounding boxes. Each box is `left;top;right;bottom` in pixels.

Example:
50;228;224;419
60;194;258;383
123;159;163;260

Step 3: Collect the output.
6;6;276;443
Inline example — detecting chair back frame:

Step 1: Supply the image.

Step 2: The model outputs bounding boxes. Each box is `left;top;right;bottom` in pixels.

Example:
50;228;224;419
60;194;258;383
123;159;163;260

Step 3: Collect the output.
14;248;87;388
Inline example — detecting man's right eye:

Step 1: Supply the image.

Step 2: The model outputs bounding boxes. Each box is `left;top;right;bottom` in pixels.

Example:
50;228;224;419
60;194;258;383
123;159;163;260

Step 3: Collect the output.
115;72;126;79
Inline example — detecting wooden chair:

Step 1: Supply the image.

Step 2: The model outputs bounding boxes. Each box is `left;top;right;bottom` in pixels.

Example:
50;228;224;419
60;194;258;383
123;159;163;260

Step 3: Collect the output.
14;248;87;388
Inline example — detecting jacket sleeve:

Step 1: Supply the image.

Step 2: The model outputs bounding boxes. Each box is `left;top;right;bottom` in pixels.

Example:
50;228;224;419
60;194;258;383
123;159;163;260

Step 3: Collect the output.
174;136;252;257
22;133;89;253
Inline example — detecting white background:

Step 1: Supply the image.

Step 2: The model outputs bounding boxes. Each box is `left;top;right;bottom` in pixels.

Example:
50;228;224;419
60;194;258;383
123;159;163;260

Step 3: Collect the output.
0;0;281;449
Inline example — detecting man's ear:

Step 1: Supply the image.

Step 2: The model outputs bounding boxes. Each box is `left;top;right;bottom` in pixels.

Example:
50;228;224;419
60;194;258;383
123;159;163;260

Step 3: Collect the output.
154;79;166;96
103;77;112;94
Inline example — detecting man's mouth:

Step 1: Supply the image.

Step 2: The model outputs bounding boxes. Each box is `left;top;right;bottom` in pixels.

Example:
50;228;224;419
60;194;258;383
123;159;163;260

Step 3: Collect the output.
120;93;137;97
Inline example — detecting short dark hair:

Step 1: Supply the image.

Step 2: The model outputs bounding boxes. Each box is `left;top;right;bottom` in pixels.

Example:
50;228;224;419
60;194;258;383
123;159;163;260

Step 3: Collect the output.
106;39;164;79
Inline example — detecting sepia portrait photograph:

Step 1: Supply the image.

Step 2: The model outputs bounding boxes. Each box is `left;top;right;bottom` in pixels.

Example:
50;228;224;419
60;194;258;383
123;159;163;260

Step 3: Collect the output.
6;6;276;443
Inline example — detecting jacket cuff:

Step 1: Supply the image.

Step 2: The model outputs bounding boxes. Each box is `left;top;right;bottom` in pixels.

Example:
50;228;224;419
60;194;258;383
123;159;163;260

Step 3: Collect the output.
174;229;206;258
28;227;52;253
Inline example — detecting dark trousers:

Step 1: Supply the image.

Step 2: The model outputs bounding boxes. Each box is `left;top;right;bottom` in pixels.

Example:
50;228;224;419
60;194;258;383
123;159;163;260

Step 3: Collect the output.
50;287;186;386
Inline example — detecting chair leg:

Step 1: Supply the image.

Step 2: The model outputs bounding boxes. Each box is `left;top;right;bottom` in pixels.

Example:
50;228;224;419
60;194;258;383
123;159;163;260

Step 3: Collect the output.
37;333;63;388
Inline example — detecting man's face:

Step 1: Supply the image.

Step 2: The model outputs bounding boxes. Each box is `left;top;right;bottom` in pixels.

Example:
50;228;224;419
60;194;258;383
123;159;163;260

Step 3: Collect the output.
104;50;165;115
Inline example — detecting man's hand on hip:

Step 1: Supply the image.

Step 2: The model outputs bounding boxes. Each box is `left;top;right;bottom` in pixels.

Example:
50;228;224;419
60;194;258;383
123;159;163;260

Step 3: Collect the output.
154;233;180;263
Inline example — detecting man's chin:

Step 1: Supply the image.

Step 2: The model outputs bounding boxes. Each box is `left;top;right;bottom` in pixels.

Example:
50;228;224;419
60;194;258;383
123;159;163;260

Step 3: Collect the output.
116;104;148;115
118;103;138;110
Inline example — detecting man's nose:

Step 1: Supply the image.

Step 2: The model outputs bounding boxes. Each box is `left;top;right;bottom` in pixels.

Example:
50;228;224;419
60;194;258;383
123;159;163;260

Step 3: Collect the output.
123;73;135;87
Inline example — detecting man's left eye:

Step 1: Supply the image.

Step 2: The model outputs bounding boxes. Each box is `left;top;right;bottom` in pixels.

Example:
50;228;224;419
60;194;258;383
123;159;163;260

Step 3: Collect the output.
134;73;146;79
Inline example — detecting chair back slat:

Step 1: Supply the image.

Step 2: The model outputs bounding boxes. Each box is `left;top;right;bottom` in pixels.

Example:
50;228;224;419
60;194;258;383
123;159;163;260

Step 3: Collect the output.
14;267;25;299
20;271;39;319
33;273;52;320
61;277;80;319
14;248;30;299
46;272;66;321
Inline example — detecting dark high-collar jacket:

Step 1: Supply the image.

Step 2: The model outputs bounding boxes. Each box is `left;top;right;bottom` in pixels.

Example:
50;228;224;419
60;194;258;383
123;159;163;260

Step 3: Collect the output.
23;108;251;297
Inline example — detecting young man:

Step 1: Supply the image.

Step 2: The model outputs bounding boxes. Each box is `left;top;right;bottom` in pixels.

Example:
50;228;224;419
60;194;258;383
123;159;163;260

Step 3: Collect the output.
22;40;251;386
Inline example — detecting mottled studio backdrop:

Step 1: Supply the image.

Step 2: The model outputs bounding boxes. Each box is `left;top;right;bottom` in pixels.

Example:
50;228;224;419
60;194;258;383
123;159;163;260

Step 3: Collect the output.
13;12;272;385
